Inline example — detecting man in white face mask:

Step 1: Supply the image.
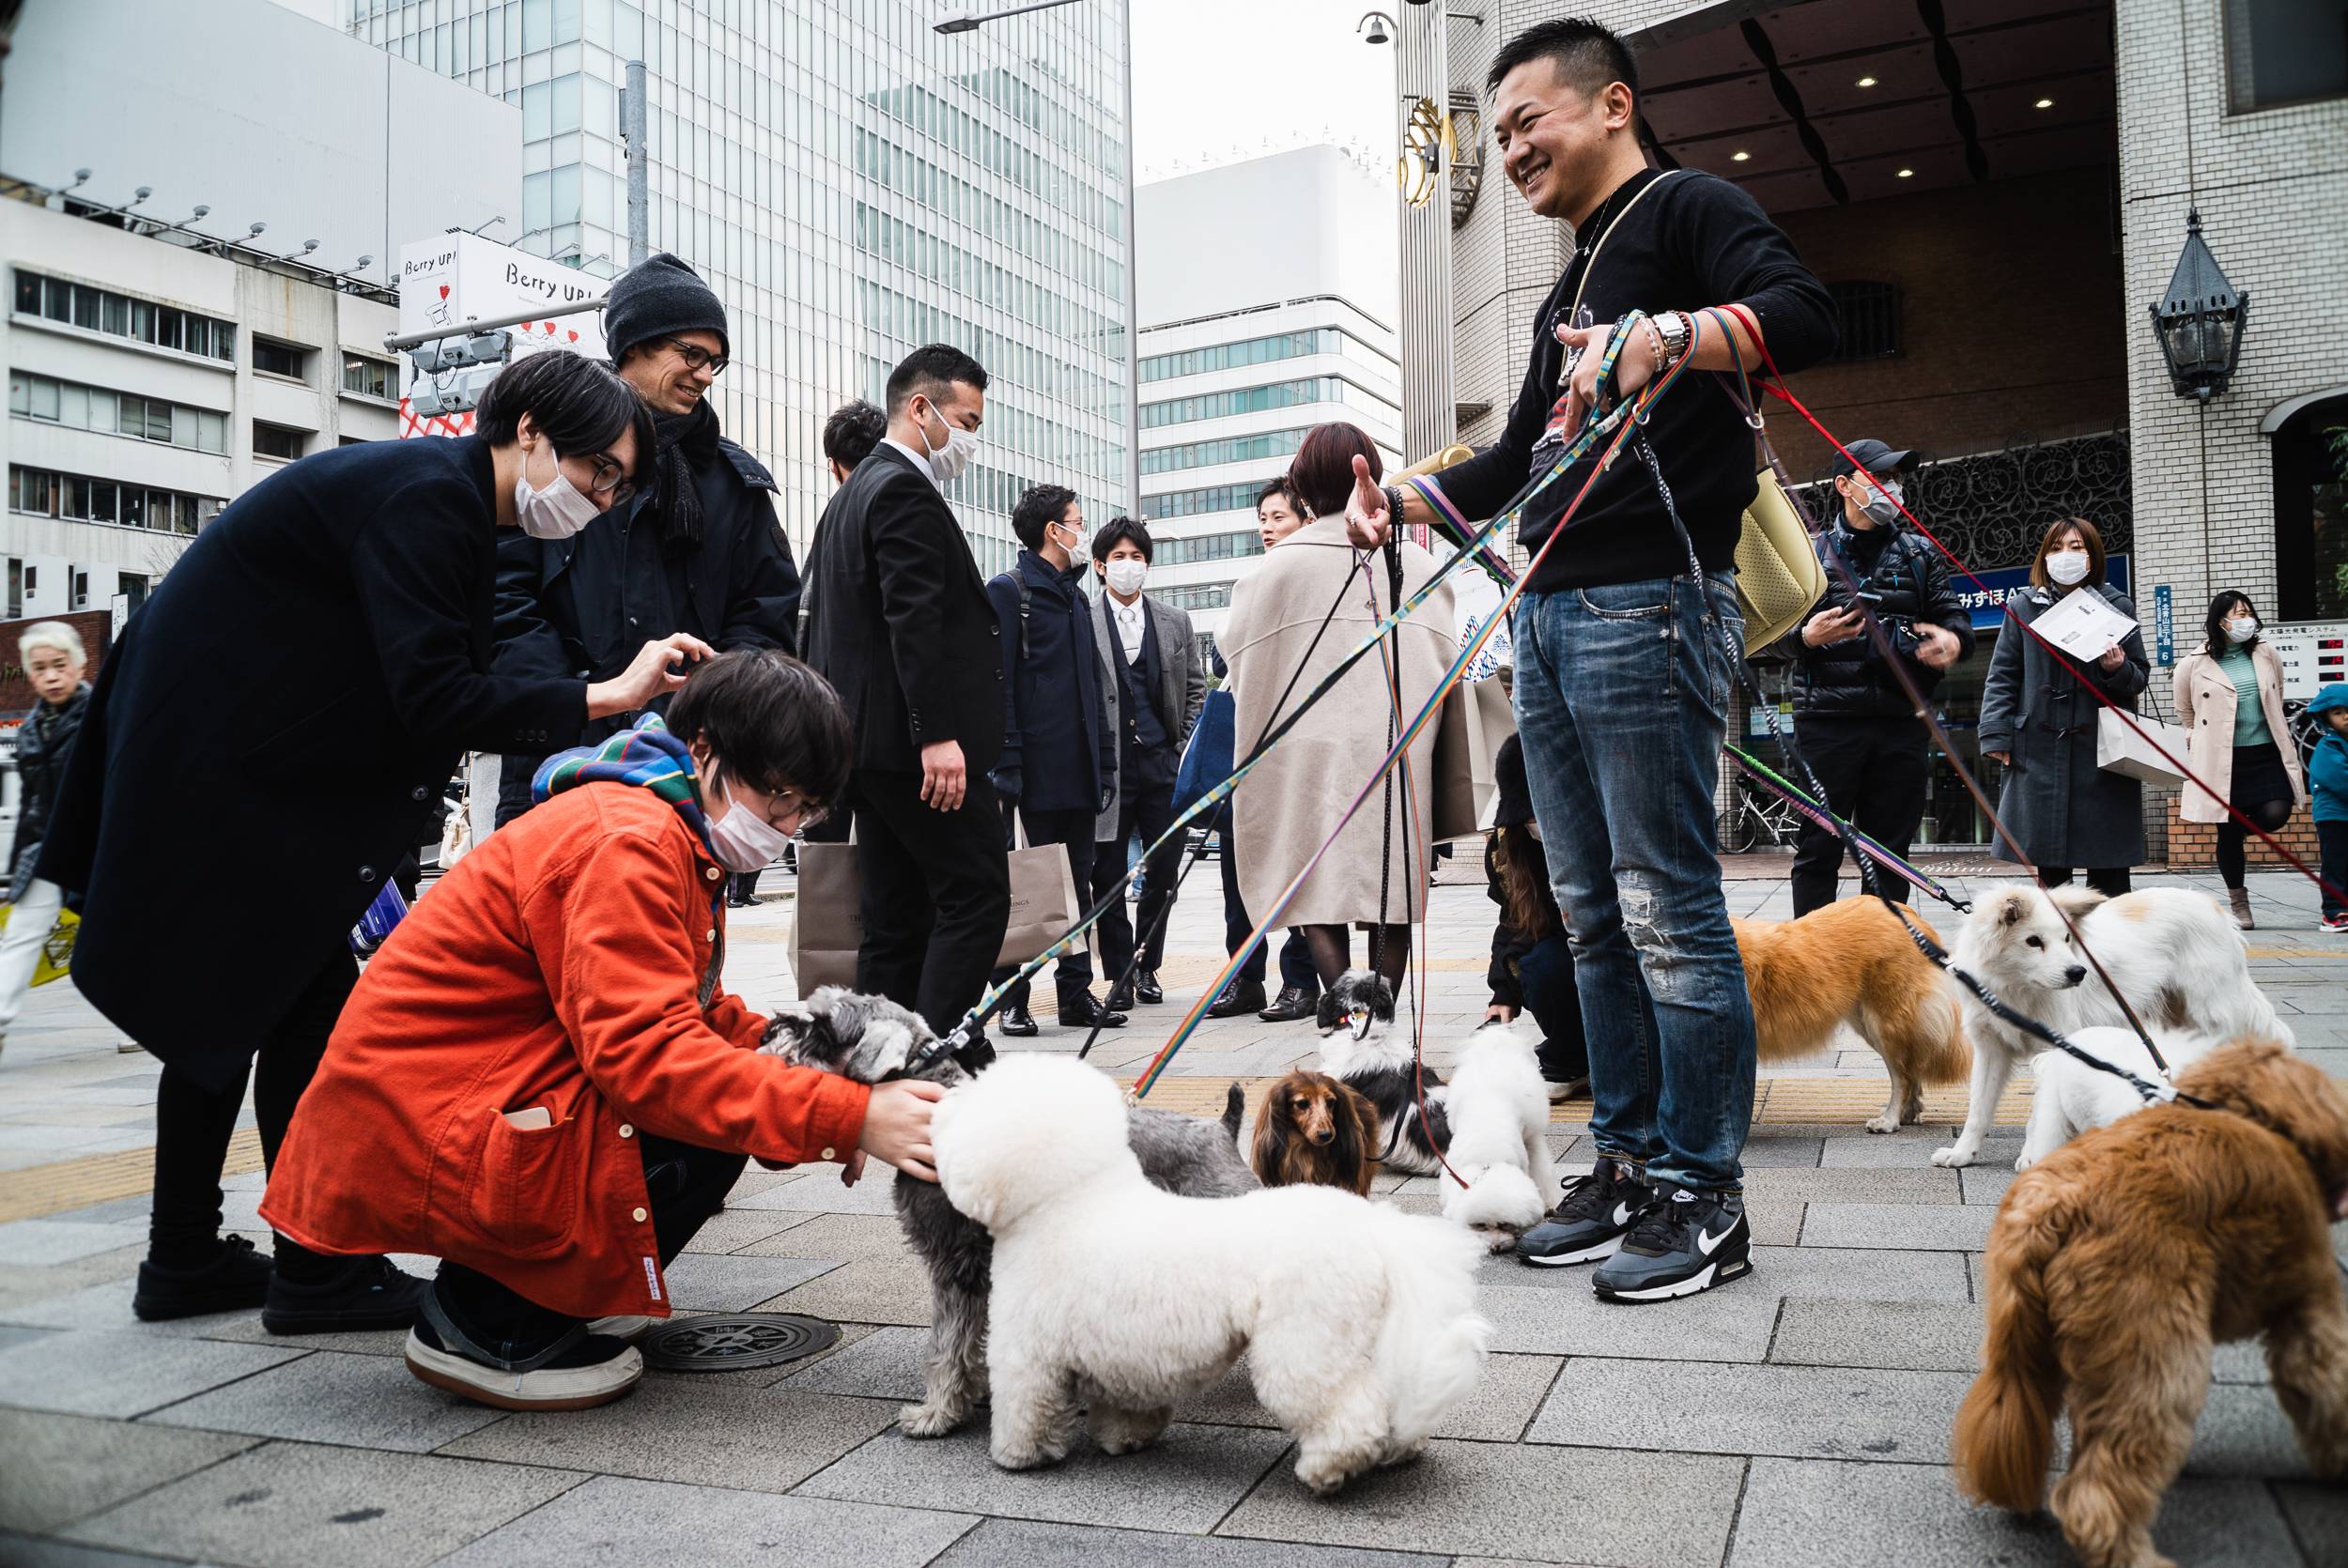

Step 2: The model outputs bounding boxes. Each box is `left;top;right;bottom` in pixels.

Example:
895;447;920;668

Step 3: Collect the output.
1785;437;1975;915
801;345;1012;1038
1085;517;1208;1012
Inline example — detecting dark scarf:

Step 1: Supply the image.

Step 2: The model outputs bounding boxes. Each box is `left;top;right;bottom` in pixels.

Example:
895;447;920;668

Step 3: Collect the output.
648;400;720;550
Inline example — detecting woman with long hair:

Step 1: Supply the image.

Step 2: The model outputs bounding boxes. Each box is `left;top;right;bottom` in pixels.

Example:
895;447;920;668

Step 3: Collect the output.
2174;590;2307;928
1978;517;2150;896
1219;423;1455;990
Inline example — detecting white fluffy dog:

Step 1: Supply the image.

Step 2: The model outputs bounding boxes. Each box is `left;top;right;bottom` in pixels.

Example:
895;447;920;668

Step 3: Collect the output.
2016;1024;2226;1172
1438;1021;1557;1250
1939;885;2292;1168
934;1054;1491;1495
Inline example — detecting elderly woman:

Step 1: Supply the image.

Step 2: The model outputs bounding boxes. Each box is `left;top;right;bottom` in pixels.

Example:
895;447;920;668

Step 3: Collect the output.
0;621;94;1054
39;351;709;1332
1220;423;1455;989
263;651;937;1409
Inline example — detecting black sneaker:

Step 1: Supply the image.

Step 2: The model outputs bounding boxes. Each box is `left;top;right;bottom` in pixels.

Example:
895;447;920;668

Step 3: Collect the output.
133;1234;272;1321
264;1254;432;1335
1514;1157;1653;1268
405;1315;641;1411
1592;1185;1753;1302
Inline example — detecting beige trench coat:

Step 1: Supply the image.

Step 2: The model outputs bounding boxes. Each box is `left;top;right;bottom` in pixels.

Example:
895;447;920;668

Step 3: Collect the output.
2173;641;2307;823
1222;515;1456;927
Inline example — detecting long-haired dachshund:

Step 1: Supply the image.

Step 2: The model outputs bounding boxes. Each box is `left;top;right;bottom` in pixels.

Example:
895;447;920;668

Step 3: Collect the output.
1252;1069;1378;1195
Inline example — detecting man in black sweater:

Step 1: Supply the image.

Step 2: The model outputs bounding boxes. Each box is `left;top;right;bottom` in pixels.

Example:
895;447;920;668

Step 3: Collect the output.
1345;19;1836;1302
1787;438;1972;915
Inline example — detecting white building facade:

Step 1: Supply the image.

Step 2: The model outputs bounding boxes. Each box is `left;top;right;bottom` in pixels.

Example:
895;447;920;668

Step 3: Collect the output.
1135;147;1403;654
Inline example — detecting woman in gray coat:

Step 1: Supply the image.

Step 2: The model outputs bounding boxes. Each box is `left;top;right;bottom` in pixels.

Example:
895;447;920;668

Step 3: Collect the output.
1978;517;2149;895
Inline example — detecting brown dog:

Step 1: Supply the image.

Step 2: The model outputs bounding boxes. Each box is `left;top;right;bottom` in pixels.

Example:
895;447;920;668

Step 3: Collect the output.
1251;1070;1378;1195
1954;1038;2348;1568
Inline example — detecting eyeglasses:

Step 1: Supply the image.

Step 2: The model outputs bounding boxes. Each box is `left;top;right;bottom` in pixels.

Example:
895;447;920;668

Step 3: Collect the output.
586;453;636;504
657;335;730;377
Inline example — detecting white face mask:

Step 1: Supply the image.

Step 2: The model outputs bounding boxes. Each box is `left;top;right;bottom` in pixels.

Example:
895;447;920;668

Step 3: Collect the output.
514;442;602;540
704;767;796;874
2046;549;2091;587
917;400;979;486
2224;615;2260;644
1104;559;1147;596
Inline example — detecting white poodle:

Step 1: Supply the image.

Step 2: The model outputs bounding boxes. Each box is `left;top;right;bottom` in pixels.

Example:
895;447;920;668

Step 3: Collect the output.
1438;1021;1557;1250
2016;1023;2226;1172
933;1054;1491;1495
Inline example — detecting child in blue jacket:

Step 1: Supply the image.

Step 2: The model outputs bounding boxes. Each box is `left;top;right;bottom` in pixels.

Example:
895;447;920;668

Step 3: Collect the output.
2309;682;2348;932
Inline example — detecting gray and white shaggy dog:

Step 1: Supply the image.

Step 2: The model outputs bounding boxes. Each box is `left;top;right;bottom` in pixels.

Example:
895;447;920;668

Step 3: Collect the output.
761;987;1257;1436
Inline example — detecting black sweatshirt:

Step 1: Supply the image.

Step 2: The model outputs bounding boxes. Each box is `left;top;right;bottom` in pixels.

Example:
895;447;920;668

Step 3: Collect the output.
1435;169;1838;592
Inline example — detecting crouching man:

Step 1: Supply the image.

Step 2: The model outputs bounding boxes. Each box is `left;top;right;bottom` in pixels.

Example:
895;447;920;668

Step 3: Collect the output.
259;651;939;1409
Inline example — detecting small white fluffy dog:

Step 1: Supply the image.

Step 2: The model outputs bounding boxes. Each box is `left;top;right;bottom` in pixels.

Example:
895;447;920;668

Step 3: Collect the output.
2016;1024;2225;1171
934;1054;1491;1495
1940;886;2292;1168
1438;1021;1557;1250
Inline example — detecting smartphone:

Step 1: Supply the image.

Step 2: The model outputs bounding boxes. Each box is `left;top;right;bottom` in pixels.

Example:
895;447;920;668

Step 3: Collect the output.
1852;590;1886;606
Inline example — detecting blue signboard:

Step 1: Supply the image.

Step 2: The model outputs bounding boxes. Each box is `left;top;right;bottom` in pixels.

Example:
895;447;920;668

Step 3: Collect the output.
1954;554;2130;630
2153;583;2173;666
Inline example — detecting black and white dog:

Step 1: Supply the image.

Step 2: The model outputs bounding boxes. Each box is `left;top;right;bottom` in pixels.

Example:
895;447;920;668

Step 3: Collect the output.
1316;972;1450;1176
761;988;1257;1437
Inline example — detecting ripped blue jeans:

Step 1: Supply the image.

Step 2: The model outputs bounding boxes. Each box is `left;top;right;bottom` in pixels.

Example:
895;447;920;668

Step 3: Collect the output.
1511;575;1755;1192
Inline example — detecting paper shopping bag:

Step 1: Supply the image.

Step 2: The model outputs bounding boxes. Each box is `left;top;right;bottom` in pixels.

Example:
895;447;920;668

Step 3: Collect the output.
2094;710;2189;786
789;841;865;997
1432;678;1518;842
996;816;1081;970
33;906;76;987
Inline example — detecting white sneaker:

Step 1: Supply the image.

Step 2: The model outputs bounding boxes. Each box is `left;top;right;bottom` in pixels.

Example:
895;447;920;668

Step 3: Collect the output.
1545;1076;1591;1102
404;1324;642;1411
117;1038;146;1053
585;1314;655;1342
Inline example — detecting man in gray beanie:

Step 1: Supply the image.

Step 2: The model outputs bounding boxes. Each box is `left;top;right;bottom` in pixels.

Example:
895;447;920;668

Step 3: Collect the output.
492;253;802;835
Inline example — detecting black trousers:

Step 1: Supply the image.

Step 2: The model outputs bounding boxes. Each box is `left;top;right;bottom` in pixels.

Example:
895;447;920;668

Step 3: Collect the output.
1217;817;1316;991
2042;866;2134;899
991;803;1097;1009
435;1132;744;1359
1788;715;1933;917
852;767;1012;1037
2320;820;2348;920
1092;781;1183;981
149;950;357;1268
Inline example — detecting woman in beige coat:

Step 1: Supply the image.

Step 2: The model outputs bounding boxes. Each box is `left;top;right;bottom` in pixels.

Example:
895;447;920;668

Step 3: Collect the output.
2174;589;2307;929
1222;423;1456;988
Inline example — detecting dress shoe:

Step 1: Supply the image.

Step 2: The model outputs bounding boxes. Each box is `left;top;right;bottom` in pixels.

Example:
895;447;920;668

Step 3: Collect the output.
1205;978;1268;1019
999;1003;1040;1038
1058;992;1127;1029
1103;981;1136;1011
1134;968;1165;1006
1258;984;1320;1023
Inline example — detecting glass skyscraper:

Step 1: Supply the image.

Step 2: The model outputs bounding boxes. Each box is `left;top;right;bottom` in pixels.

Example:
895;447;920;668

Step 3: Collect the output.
344;0;1132;573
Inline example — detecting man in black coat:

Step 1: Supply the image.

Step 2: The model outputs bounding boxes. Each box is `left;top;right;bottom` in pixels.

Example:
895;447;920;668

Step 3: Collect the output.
801;345;1010;1037
982;484;1121;1036
1785;437;1973;915
492;252;800;824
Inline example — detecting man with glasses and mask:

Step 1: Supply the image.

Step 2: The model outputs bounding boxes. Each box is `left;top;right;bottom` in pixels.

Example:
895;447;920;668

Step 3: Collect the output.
1785;437;1971;916
493;253;802;826
803;344;1011;1038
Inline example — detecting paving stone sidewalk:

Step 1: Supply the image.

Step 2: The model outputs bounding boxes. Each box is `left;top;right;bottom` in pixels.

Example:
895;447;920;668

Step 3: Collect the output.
0;862;2342;1566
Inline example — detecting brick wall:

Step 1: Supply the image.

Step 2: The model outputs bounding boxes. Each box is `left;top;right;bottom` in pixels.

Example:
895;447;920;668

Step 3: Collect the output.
0;612;111;714
2164;797;2323;870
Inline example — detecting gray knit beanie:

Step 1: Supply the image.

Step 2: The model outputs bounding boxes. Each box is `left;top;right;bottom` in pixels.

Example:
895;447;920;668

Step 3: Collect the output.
601;252;729;365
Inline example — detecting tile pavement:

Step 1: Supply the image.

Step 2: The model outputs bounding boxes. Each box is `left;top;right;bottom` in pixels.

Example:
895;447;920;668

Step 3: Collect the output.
0;868;2342;1564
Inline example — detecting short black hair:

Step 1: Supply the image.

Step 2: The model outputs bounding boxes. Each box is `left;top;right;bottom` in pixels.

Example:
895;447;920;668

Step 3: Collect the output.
822;399;885;471
886;343;989;415
475;349;656;476
1486;16;1638;103
1012;484;1079;552
1255;476;1303;515
1091;515;1152;564
667;648;852;808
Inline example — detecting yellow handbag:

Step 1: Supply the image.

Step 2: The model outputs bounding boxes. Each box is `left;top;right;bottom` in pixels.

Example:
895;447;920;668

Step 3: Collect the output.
1735;467;1827;648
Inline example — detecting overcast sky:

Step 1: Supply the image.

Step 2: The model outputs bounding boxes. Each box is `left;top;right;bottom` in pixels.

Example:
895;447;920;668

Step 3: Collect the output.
1131;0;1401;182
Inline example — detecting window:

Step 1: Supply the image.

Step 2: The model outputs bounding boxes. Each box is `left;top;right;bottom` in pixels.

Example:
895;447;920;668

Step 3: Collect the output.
253;422;308;462
1826;281;1902;361
1141;426;1313;477
2226;0;2348;112
1153;530;1263;567
342;355;398;401
1140;328;1366;383
70;571;88;610
1153;581;1234;613
9;269;235;362
252;339;310;381
118;572;150;615
1143;481;1269;520
2272;392;2348;623
8;374;228;453
8;465;222;534
1140;376;1401;430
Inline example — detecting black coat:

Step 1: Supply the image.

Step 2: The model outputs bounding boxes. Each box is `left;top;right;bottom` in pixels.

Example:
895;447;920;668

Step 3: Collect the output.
986;551;1113;814
1789;523;1975;718
801;443;1005;774
493;435;799;722
8;682;91;899
1979;583;2150;870
37;438;587;1087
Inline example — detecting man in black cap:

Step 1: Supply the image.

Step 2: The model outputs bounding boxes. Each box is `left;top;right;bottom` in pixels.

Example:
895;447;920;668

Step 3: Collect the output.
1784;437;1972;915
492;252;802;823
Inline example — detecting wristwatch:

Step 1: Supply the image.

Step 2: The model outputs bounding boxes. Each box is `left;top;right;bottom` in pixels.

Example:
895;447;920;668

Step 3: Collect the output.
1655;309;1692;365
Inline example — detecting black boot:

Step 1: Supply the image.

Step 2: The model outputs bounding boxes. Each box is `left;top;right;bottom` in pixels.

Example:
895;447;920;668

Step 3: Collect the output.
1134;968;1165;1006
998;1003;1040;1038
1204;978;1268;1019
1258;983;1320;1022
133;1234;272;1322
1058;992;1128;1029
264;1254;432;1335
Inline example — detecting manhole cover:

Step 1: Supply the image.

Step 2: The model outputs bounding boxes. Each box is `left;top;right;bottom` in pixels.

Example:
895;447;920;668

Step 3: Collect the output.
639;1313;840;1373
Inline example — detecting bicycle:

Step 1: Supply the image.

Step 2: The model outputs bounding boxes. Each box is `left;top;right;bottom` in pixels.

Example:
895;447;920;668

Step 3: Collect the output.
1722;773;1803;853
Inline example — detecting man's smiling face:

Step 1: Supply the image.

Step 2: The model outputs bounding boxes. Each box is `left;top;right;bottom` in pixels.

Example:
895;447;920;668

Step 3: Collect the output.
1491;59;1631;223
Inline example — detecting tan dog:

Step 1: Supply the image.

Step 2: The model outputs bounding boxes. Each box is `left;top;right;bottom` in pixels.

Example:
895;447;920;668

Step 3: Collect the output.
1954;1039;2348;1568
1732;898;1970;1132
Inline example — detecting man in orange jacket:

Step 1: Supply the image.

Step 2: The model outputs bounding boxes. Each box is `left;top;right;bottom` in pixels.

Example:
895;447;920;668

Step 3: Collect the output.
262;651;938;1409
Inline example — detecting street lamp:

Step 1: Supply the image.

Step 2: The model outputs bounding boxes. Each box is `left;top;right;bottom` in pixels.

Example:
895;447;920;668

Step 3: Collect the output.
1359;10;1395;44
935;0;1083;33
2149;208;2248;404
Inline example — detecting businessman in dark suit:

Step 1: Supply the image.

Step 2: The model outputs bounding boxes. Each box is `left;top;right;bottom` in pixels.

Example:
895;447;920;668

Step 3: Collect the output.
801;345;1009;1035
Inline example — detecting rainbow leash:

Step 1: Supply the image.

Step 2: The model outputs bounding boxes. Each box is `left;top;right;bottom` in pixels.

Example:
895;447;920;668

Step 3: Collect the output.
1724;745;1966;909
